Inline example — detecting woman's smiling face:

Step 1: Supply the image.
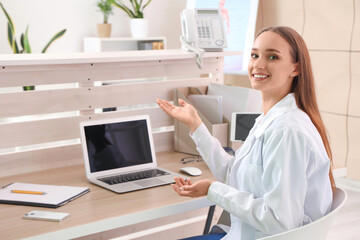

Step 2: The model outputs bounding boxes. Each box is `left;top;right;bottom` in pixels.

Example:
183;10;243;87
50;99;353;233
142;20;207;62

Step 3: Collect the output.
248;31;299;97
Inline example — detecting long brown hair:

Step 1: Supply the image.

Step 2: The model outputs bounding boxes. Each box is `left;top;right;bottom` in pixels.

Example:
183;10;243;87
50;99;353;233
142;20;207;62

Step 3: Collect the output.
257;26;336;192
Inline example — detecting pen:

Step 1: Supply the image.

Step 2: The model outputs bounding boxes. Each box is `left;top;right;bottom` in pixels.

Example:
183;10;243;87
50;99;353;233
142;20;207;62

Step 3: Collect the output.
11;190;46;195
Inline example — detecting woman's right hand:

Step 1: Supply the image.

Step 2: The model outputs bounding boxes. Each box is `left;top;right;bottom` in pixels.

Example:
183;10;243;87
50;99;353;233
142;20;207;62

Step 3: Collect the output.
171;177;214;198
156;98;202;133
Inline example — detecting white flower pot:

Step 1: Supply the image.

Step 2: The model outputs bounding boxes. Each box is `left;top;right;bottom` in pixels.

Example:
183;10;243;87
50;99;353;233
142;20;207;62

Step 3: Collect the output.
130;18;148;38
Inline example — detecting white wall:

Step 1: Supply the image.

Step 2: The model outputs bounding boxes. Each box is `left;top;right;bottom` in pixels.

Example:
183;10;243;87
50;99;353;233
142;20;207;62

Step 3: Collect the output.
0;0;186;54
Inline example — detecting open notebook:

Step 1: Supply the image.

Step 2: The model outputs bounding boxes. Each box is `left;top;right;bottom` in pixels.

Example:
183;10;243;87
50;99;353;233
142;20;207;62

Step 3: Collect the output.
0;182;89;208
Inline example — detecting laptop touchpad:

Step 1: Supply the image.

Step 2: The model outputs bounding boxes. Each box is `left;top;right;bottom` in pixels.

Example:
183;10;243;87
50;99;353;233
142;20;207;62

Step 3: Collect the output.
135;178;166;187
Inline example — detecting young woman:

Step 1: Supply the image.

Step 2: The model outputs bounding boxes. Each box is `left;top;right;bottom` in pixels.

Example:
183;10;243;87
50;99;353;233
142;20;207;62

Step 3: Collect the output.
156;26;335;239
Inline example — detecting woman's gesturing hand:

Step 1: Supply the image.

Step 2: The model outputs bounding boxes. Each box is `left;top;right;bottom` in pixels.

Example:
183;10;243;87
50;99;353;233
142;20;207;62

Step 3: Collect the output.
156;98;202;133
171;177;214;198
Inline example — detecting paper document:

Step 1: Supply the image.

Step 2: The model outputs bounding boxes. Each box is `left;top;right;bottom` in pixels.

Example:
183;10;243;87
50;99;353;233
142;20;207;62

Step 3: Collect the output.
188;94;223;124
208;83;262;121
0;182;90;208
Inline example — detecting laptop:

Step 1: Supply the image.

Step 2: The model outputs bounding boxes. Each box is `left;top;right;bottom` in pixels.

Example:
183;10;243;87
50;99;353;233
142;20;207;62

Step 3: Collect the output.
79;115;181;193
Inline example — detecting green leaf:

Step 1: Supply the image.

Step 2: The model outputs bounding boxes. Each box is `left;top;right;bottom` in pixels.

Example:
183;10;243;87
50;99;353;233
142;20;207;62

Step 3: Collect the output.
110;0;136;18
134;12;143;18
130;0;138;12
20;33;25;50
23;25;32;53
132;0;142;17
7;22;14;51
142;0;152;11
2;3;19;53
7;22;19;53
41;29;66;53
0;2;15;34
97;0;113;23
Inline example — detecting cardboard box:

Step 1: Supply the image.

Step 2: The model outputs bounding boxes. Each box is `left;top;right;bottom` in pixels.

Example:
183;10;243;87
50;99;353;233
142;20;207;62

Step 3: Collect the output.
174;86;228;155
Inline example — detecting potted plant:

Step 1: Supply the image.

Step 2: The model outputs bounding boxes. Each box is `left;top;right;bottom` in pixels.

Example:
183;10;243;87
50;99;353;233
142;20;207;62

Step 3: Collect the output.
96;0;113;38
0;2;66;91
110;0;152;38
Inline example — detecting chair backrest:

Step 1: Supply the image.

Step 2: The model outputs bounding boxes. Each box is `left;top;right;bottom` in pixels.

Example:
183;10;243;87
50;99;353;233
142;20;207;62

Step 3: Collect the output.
215;187;347;240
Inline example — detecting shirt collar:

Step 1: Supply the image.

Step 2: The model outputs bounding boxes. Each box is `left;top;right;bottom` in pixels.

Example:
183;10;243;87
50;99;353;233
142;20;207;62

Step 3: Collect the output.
254;93;298;138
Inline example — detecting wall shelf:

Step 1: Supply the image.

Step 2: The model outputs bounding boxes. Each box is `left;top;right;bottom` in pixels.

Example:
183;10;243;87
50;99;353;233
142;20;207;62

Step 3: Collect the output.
84;37;167;52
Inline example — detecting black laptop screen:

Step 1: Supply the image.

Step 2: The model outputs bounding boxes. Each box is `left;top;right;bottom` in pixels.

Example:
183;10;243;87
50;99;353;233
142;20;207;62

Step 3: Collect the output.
84;119;153;173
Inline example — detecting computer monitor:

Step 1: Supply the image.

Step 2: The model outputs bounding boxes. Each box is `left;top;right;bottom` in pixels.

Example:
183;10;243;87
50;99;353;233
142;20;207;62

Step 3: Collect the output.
230;112;261;142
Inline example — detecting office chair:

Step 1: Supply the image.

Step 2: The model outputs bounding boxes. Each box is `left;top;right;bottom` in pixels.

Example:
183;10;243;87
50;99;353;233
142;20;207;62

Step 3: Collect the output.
208;187;347;240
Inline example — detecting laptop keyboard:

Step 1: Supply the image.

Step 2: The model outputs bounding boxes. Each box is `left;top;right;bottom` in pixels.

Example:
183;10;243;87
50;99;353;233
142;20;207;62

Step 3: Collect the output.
99;169;170;185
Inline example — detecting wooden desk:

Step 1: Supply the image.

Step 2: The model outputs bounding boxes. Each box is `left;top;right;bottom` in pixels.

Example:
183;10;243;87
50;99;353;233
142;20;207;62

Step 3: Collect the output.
0;151;215;240
0;50;241;239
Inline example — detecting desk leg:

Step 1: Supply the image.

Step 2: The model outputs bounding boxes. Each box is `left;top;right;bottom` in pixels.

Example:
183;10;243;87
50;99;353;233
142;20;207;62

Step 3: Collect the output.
203;205;216;235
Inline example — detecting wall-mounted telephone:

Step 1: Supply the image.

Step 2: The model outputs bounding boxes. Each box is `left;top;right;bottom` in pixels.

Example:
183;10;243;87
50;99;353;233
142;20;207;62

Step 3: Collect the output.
181;8;227;52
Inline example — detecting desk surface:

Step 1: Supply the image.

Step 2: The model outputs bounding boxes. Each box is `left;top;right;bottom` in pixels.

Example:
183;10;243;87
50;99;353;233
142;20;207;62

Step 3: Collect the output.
0;151;215;240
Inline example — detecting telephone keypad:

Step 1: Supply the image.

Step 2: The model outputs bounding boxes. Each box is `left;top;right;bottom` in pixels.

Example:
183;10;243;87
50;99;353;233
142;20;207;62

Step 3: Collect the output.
197;19;212;39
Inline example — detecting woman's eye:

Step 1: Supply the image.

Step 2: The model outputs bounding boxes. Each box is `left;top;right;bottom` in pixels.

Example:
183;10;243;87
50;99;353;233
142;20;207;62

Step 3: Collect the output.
269;55;278;60
251;53;258;58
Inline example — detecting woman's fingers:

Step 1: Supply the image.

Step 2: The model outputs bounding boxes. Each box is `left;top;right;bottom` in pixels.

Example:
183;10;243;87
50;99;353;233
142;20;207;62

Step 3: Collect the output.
171;177;194;197
178;99;187;107
157;98;186;112
187;179;193;185
160;99;175;110
173;177;184;188
179;177;190;186
174;177;190;187
156;99;175;110
156;99;172;114
171;184;188;197
171;183;180;193
171;183;190;196
156;99;181;119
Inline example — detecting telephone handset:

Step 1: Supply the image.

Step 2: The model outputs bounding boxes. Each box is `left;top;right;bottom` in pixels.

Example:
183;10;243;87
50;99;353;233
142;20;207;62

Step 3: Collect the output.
181;8;227;68
181;9;198;47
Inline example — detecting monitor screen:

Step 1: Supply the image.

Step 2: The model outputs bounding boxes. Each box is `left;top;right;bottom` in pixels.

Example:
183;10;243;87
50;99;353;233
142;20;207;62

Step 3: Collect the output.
231;113;260;142
84;119;153;173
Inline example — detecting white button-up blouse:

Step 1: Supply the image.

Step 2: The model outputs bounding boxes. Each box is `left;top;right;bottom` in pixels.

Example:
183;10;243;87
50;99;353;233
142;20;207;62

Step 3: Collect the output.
190;93;332;239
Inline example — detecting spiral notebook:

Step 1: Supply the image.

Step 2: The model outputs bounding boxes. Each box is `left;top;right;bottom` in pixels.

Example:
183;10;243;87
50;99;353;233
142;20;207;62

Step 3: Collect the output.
0;182;90;208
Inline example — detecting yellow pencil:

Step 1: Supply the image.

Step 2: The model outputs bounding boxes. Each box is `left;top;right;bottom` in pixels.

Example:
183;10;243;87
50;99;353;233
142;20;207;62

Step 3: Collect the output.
11;190;46;195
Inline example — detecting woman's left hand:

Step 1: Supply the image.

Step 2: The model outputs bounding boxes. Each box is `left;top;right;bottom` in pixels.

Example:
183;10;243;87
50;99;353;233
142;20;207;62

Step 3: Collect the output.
171;177;214;198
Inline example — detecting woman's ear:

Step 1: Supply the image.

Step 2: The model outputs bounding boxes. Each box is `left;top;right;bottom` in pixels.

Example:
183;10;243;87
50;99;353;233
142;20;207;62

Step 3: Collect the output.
290;63;299;77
